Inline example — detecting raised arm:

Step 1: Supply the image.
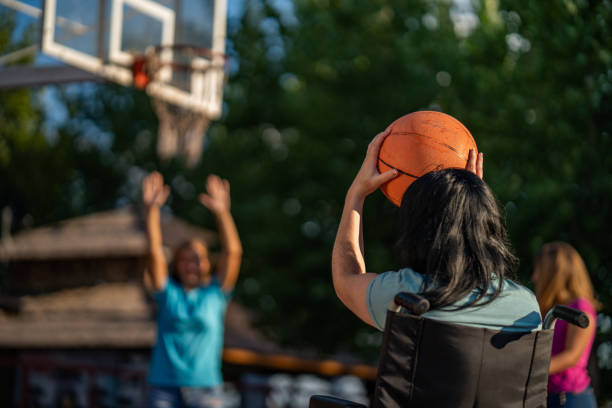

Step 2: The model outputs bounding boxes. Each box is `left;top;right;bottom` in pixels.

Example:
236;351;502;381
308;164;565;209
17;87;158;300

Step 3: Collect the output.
142;171;171;291
332;130;399;327
199;175;243;293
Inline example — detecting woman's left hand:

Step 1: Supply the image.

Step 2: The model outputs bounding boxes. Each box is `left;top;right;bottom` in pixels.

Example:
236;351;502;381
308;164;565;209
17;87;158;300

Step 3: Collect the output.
465;149;484;179
199;175;231;214
348;129;399;200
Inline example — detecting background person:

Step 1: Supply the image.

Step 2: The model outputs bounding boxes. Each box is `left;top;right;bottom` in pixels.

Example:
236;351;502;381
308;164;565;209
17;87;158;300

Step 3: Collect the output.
142;171;242;408
533;242;600;408
332;129;542;337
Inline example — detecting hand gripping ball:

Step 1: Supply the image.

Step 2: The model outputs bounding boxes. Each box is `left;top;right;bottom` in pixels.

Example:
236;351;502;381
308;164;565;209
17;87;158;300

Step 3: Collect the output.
377;111;478;206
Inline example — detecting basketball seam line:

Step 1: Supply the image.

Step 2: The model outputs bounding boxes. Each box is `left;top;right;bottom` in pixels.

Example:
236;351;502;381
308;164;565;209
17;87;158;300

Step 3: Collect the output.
391;132;468;160
378;158;419;178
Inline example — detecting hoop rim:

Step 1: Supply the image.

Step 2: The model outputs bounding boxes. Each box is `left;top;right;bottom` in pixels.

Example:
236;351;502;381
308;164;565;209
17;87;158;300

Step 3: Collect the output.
129;44;229;91
149;44;228;60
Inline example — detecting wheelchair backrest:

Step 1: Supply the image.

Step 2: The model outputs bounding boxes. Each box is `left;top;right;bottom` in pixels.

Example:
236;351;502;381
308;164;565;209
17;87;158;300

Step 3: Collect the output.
374;310;552;408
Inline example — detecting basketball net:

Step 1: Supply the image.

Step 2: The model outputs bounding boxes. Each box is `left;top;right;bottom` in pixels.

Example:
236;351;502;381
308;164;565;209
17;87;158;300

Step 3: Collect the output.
131;46;218;167
153;99;210;167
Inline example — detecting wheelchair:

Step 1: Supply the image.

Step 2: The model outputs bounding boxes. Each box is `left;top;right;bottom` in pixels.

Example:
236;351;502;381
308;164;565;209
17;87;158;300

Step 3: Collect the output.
310;293;589;408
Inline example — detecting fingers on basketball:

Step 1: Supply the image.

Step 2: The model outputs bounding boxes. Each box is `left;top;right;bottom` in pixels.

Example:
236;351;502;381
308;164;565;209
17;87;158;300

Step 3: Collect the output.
466;150;476;173
477;152;484;179
465;150;484;179
367;129;390;155
376;168;399;186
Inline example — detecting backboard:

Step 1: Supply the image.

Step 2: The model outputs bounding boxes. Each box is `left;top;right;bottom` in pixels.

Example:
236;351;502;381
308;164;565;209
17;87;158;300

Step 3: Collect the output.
41;0;227;117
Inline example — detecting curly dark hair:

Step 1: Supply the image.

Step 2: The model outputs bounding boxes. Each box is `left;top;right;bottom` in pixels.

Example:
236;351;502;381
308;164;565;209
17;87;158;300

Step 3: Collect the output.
396;168;518;310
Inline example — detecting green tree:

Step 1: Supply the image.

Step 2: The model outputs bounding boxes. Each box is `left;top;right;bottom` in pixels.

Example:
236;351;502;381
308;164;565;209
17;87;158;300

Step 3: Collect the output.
0;10;71;230
8;0;611;400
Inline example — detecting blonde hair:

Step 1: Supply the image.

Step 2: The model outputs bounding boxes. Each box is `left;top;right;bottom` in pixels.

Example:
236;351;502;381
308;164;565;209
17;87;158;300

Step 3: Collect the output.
534;242;601;315
171;238;211;283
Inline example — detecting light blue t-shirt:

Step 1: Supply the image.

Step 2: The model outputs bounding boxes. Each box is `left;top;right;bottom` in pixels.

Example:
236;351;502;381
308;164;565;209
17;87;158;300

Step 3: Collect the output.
367;268;542;332
148;278;230;387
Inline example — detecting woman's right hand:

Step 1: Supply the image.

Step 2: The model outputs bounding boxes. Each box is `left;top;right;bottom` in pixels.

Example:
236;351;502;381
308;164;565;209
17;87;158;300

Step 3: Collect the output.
142;171;170;208
348;129;399;200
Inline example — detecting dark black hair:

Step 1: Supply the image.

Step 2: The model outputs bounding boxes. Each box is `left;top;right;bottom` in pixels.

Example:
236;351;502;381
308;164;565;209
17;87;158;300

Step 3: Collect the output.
396;168;518;310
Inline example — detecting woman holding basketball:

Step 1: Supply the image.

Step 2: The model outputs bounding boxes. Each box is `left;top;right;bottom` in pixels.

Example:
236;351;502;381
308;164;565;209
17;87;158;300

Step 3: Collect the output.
532;242;599;408
142;171;242;408
332;129;542;335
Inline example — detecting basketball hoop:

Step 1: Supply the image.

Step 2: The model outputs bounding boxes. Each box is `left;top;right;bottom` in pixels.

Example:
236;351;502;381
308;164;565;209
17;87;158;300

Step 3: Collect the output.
131;55;150;89
130;45;228;167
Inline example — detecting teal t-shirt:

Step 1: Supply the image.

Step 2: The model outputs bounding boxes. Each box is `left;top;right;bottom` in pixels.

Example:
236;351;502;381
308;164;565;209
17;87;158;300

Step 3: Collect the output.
367;268;542;332
148;278;230;387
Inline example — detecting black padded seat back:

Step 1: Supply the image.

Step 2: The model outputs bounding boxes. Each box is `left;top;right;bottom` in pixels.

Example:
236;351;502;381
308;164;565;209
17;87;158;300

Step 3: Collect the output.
373;310;553;408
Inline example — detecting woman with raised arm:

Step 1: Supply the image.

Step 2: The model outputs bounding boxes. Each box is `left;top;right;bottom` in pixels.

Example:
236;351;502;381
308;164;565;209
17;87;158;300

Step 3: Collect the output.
142;171;242;408
532;242;600;408
332;129;542;337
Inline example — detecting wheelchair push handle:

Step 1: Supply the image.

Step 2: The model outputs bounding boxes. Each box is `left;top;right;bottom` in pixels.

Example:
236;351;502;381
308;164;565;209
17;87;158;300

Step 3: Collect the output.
543;305;590;330
392;292;431;316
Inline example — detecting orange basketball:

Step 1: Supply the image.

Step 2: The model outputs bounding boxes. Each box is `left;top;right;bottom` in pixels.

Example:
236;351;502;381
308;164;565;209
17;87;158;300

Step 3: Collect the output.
377;111;477;207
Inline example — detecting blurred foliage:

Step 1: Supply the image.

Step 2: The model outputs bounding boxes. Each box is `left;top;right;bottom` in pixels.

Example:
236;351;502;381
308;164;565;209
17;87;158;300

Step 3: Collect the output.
0;10;68;228
2;0;612;401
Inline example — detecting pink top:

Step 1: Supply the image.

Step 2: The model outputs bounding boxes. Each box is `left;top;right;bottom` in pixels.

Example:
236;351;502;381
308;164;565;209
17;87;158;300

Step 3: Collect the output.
548;297;597;393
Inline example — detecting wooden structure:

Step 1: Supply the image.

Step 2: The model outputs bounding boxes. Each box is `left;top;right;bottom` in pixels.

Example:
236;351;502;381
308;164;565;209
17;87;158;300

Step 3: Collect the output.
0;208;375;407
